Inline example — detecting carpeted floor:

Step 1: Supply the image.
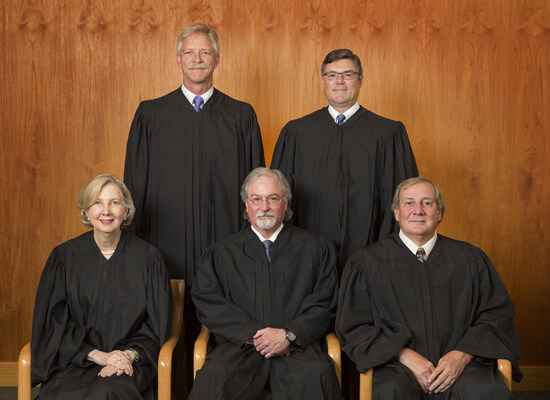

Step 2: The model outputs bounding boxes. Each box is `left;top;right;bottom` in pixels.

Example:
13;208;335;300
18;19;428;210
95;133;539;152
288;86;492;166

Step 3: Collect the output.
1;387;549;399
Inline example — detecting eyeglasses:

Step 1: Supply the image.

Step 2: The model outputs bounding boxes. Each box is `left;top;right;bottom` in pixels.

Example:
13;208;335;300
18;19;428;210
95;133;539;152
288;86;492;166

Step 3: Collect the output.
247;195;285;206
322;71;360;81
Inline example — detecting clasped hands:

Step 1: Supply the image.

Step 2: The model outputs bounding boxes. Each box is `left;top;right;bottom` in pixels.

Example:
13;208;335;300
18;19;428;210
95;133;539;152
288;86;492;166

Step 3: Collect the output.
252;327;290;359
399;348;473;394
88;349;137;378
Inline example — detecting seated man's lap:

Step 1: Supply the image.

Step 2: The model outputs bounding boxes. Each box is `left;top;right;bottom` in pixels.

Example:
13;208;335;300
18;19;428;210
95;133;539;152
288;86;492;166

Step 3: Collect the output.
373;361;424;400
372;359;511;400
271;344;341;400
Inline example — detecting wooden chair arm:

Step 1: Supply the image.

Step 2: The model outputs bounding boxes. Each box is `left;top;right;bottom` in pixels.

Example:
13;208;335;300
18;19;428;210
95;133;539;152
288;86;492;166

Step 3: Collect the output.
326;333;341;385
158;279;184;400
359;368;373;400
194;326;210;378
18;342;31;400
497;358;512;391
157;335;179;400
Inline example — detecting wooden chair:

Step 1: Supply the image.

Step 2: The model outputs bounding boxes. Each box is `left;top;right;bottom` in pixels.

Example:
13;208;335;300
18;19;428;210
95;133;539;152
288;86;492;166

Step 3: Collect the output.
359;358;512;400
18;279;184;400
193;326;342;385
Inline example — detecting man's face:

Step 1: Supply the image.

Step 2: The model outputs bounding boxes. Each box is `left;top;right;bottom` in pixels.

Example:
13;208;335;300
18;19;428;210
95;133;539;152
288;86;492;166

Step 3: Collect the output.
322;59;362;112
394;182;442;244
245;175;288;238
176;32;218;88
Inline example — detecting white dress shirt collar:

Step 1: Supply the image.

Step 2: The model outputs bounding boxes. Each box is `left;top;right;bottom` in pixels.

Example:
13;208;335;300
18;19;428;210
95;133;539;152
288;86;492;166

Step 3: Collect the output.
181;84;214;108
251;223;284;243
328;102;360;124
399;230;438;258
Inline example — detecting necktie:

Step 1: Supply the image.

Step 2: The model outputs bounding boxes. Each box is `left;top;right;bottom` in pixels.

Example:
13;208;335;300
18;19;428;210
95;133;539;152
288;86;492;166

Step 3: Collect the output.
336;114;346;125
193;96;204;112
416;247;427;263
263;240;273;262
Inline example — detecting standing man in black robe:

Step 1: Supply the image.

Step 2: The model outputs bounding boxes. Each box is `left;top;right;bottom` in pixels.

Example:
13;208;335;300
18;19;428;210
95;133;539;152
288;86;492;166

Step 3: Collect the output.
337;177;521;399
272;48;418;275
190;167;342;400
124;23;264;396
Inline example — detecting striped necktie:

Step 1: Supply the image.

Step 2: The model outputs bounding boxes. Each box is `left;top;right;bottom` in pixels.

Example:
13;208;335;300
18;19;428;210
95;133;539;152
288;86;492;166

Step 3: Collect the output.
336;114;346;125
193;95;204;112
263;240;273;262
416;247;427;263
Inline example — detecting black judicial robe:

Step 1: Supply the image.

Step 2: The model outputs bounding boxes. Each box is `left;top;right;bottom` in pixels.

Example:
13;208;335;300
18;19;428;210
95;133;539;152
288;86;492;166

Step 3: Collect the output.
124;88;265;283
31;231;171;400
190;225;342;400
336;234;521;398
272;107;418;271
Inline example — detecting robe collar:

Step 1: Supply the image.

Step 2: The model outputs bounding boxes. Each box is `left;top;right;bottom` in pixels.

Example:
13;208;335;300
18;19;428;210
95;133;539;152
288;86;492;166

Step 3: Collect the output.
243;224;292;263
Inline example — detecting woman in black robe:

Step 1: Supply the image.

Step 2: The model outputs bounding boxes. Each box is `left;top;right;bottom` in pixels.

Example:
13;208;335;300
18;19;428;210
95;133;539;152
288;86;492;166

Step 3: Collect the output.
31;174;171;400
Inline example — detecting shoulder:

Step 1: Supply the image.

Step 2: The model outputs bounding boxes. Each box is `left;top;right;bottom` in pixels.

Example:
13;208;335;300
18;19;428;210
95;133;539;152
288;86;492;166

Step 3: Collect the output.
204;228;250;254
213;89;256;115
134;88;183;113
435;235;493;269
348;236;400;270
282;108;327;131
52;231;92;254
356;107;407;137
123;232;163;258
436;234;485;256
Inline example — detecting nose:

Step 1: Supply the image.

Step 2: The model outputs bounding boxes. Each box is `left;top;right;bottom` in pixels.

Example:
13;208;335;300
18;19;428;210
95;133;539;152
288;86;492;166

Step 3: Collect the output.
334;74;346;83
412;203;425;215
99;203;112;215
259;199;271;211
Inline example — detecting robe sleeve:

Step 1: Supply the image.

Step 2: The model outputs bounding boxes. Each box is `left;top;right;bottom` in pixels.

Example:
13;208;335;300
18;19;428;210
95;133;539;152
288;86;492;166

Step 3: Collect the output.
118;247;171;369
191;247;264;345
285;240;338;348
454;249;522;381
375;122;418;240
242;104;265;170
31;248;94;385
124;102;150;237
336;253;413;372
270;124;297;208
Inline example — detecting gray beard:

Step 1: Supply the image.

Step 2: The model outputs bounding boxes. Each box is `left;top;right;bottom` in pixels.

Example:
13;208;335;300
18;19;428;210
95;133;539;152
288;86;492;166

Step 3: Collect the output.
255;216;277;231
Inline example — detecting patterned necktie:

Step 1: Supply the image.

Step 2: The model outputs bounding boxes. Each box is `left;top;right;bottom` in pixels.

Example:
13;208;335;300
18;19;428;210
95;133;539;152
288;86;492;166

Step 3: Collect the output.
193;95;204;112
263;240;273;262
336;114;346;125
416;247;427;263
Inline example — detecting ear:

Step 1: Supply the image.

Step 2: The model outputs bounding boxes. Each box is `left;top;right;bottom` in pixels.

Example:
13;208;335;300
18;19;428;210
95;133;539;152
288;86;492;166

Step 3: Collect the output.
393;208;400;222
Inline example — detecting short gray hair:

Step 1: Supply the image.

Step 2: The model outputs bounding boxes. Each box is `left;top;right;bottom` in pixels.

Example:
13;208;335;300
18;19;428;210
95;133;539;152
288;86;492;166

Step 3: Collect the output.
78;174;135;227
392;176;445;218
240;167;293;221
176;23;220;57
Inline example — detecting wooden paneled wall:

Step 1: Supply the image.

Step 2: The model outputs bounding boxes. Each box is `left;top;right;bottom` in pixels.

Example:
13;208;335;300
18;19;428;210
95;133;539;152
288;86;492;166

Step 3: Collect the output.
1;0;549;368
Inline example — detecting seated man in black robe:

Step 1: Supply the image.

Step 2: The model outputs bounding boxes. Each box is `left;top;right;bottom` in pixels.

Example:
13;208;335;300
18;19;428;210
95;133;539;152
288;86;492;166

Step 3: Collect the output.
190;167;342;400
336;177;521;400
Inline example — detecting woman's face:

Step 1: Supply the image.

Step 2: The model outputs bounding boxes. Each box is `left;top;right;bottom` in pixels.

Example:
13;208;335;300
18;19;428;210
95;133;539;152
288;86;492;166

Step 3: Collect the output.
85;183;128;235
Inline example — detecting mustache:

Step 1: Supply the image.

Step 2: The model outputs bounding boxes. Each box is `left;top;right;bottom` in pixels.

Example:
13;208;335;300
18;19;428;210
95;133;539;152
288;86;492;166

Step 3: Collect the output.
256;211;275;218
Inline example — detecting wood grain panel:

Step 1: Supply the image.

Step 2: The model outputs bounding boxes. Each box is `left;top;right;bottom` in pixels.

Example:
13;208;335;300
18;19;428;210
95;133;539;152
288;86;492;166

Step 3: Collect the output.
1;0;549;370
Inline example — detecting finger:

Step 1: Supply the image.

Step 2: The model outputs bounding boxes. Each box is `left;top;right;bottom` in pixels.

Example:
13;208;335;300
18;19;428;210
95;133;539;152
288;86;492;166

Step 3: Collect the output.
428;365;444;383
429;369;449;392
434;375;454;394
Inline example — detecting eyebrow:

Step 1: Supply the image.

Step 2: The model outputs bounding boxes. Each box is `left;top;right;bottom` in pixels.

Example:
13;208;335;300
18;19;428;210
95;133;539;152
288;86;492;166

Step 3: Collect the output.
324;69;357;74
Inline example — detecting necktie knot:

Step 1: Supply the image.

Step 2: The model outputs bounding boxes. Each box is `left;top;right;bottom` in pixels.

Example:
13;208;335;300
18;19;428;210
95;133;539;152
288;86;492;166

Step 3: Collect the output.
416;247;427;263
336;114;346;125
263;240;273;262
193;95;204;112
